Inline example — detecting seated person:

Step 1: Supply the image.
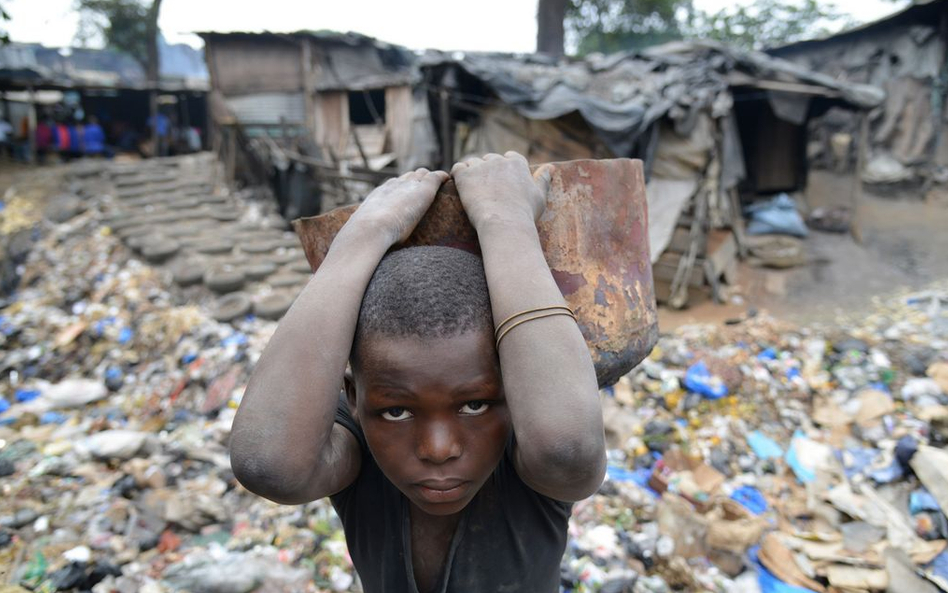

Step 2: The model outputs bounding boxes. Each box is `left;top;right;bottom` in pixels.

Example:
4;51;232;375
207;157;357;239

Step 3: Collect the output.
231;152;606;593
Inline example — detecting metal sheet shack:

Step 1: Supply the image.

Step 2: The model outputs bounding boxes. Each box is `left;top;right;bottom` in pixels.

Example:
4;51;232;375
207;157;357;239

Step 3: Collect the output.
198;30;438;219
422;42;882;306
770;0;948;189
199;32;881;307
0;41;209;160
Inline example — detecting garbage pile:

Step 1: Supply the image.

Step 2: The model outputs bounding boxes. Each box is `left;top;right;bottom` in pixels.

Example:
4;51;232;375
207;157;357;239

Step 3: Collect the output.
0;158;947;593
564;290;948;592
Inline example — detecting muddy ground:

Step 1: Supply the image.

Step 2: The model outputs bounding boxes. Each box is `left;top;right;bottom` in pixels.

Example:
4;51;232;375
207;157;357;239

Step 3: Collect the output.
661;168;948;329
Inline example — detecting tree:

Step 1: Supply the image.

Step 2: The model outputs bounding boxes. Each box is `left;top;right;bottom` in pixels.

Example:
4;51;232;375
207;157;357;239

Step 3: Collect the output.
561;0;886;56
1;1;11;45
75;0;162;74
76;0;163;155
687;0;855;50
537;0;569;57
565;0;693;55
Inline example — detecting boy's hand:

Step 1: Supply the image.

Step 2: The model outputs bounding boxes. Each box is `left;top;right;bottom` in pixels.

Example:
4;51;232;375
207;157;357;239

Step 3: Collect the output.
451;152;551;232
346;168;449;245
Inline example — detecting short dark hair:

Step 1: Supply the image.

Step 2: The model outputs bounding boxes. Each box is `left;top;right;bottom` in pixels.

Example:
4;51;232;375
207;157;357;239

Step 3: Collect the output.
352;246;493;362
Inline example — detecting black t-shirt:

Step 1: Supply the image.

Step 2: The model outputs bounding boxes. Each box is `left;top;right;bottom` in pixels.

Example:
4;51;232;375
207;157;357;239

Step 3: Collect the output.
330;399;572;593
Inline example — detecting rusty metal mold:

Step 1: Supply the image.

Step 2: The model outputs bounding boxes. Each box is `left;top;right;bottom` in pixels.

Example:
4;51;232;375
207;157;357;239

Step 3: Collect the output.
293;159;657;386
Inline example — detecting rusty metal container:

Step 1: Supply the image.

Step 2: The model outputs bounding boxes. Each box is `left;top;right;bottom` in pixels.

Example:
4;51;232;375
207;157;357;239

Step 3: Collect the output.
293;158;657;386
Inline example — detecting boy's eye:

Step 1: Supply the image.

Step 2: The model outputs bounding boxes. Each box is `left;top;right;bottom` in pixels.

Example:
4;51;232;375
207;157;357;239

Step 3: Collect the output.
381;407;412;421
459;401;489;416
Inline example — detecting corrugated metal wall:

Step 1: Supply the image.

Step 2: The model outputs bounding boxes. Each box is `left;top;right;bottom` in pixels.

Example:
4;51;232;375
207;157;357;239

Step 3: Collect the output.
226;92;306;125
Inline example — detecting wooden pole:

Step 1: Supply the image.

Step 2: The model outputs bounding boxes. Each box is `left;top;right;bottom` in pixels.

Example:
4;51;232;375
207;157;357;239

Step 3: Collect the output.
851;113;869;244
439;89;452;170
27;85;37;164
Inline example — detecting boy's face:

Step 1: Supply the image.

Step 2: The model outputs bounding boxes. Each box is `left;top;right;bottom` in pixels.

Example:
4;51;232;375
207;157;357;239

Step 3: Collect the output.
347;328;510;516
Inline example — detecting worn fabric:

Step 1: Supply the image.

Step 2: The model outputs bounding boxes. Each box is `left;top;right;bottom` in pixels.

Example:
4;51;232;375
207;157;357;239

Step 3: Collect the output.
82;124;106;154
330;399;572;593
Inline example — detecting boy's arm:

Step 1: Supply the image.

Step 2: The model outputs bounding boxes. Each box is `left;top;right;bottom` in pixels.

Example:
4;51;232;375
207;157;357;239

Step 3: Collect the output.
452;153;606;502
230;169;449;505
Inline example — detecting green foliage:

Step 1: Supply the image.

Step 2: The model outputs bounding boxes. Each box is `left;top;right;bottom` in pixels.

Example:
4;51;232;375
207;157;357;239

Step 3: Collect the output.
687;0;856;50
75;0;152;67
566;0;693;54
565;0;876;55
1;1;11;45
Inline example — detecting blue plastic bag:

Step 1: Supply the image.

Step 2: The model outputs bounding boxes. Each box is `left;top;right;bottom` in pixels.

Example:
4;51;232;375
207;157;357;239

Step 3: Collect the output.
731;486;768;515
745;193;809;238
0;397;9;415
15;389;41;403
683;361;728;399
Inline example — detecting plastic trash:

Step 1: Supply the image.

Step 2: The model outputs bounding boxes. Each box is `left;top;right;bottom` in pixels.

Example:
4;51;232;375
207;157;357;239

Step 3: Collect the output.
785;431;823;484
910;489;942;515
748;546;819;593
731;486;768;515
684;361;728;399
14;389;41;402
747;431;784;460
744;194;809;238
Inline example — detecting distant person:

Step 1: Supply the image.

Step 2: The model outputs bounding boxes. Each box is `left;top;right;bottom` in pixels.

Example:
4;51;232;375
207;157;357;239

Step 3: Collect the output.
35;118;54;164
54;121;70;156
82;117;111;158
148;112;171;157
185;126;202;153
0;117;12;159
57;121;81;161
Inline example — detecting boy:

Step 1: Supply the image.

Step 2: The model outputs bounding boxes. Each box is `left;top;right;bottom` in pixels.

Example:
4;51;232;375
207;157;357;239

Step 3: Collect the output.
231;152;607;592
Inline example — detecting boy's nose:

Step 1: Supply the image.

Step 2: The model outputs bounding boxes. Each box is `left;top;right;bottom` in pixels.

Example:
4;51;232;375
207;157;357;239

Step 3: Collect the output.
416;421;462;464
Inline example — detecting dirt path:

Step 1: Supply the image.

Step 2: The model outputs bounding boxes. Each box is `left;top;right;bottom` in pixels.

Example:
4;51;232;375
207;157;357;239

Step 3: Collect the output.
660;170;948;330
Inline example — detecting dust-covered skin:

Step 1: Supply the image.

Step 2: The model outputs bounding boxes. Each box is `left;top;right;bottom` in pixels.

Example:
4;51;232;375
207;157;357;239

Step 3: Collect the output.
231;153;605;593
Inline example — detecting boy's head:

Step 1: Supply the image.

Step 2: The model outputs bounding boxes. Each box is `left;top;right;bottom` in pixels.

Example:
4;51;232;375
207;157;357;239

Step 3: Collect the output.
346;246;511;516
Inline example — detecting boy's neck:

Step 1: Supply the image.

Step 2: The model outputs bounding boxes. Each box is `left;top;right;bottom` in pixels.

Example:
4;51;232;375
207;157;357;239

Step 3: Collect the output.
409;503;463;593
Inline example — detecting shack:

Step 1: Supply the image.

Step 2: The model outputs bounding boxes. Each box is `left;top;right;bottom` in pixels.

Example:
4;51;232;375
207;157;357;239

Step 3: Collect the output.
198;30;438;218
197;31;882;307
422;41;882;306
0;40;209;159
770;0;948;188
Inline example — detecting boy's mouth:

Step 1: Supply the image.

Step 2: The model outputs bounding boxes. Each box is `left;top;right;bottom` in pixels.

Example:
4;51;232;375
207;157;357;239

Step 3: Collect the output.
413;478;470;504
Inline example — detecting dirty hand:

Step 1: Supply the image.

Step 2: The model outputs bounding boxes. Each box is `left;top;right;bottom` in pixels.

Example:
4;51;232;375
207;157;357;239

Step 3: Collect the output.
345;168;449;245
451;152;551;231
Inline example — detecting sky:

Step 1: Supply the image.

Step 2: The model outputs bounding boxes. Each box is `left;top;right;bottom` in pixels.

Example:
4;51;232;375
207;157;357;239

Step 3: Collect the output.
5;0;905;53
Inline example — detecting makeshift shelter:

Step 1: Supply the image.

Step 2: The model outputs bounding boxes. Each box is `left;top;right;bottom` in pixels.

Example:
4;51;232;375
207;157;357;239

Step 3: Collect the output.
0;41;209;160
770;0;948;187
198;31;439;218
196;31;882;306
422;41;882;306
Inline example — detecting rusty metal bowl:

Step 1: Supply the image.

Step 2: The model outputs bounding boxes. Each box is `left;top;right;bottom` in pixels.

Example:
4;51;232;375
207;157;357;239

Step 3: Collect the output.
293;158;657;386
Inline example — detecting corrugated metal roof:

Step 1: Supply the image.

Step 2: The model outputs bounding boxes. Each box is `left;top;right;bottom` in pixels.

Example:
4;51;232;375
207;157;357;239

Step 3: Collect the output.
226;92;306;125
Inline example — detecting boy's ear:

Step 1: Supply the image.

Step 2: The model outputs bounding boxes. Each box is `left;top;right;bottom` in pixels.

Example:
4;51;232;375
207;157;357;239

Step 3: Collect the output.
343;371;360;424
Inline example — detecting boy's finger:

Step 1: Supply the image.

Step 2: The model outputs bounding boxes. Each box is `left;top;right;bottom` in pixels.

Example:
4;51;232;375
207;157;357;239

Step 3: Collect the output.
483;153;503;160
450;161;468;176
409;168;431;180
504;150;527;163
533;165;553;197
422;170;450;185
